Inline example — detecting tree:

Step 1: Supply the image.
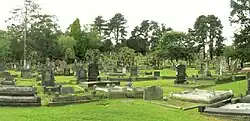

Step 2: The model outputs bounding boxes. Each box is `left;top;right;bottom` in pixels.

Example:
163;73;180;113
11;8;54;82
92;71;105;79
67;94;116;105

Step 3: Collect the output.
159;31;194;62
230;0;250;67
230;0;250;27
108;13;127;45
6;0;40;66
192;15;225;60
70;19;86;59
29;14;61;60
127;20;171;55
233;27;250;68
57;35;76;61
94;16;107;37
0;30;11;63
117;47;136;67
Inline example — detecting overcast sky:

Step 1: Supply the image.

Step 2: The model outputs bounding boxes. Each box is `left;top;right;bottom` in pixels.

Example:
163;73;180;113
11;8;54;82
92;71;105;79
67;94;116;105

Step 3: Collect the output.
0;0;234;45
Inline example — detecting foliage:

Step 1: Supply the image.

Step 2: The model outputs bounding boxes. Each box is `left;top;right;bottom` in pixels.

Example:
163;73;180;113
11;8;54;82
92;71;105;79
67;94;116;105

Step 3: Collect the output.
191;15;225;60
159;31;195;62
127;20;171;54
107;13;127;45
117;47;136;67
0;30;10;60
85;49;101;62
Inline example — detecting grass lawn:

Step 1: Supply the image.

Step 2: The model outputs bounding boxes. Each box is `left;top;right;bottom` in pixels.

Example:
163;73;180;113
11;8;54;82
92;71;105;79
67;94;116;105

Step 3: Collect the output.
3;69;245;121
0;99;227;121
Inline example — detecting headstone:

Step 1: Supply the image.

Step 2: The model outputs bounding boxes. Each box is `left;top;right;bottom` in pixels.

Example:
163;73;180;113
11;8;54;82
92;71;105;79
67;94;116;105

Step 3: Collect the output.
0;64;4;72
42;58;55;87
77;68;87;83
88;62;99;81
143;86;163;100
21;68;32;79
130;66;138;77
122;67;126;74
174;64;187;84
153;71;160;77
60;87;74;95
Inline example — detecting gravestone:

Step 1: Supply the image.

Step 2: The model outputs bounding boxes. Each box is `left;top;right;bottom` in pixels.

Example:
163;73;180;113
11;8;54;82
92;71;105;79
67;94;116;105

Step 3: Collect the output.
21;68;32;79
174;64;187;84
154;71;160;77
1;74;15;86
130;66;138;77
42;58;55;87
77;68;87;83
88;62;99;81
122;67;126;74
0;64;4;72
60;87;74;95
143;86;163;100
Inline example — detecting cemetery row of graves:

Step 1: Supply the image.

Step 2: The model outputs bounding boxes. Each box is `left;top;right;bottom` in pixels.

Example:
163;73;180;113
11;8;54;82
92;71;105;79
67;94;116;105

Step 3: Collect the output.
0;55;250;120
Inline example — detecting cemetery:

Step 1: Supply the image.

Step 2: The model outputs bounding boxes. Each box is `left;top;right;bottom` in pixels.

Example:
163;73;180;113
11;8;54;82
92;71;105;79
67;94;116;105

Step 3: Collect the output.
1;0;250;121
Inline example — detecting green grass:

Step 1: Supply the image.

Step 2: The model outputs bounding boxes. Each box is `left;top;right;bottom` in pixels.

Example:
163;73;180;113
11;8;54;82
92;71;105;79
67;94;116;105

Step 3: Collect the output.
3;69;245;121
206;80;247;97
0;99;227;121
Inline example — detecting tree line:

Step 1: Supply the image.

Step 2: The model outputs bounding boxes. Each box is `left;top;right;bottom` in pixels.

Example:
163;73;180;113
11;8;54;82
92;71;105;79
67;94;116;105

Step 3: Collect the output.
1;0;248;68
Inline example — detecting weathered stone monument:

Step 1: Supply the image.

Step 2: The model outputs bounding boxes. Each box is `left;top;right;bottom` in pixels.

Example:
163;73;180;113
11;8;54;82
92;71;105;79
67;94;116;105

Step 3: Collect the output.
174;64;187;84
143;86;163;100
130;66;138;77
21;68;32;79
88;62;99;81
77;68;87;84
42;58;55;87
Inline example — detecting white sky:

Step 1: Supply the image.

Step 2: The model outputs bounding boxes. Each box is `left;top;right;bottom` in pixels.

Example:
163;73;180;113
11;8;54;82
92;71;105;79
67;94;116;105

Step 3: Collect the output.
0;0;234;45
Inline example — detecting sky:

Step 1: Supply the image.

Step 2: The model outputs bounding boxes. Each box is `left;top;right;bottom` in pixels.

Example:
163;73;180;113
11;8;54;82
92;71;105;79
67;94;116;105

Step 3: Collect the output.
0;0;234;45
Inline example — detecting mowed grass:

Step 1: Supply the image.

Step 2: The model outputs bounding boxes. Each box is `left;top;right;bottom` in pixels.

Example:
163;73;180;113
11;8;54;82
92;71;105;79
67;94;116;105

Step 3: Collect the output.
0;99;227;121
3;69;244;121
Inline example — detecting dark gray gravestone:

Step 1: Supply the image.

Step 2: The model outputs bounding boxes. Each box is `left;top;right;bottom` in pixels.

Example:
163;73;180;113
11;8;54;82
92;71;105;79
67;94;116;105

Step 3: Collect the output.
42;58;55;87
77;68;87;83
88;62;99;81
42;69;55;87
64;68;71;76
130;66;138;77
60;87;74;95
174;64;187;84
153;71;160;77
0;64;4;72
143;86;163;100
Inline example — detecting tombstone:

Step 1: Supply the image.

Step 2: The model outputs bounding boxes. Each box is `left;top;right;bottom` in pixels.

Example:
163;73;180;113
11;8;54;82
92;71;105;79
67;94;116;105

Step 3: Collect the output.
88;62;99;81
60;87;74;95
174;64;187;84
143;86;163;100
0;64;4;72
1;74;15;86
42;58;55;87
130;66;138;77
21;68;32;79
122;67;126;74
77;68;87;83
75;61;83;77
113;67;118;73
153;71;161;77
